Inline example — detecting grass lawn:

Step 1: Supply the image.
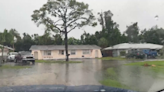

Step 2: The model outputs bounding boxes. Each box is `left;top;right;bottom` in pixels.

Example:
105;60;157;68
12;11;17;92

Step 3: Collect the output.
36;60;82;63
99;57;143;61
126;61;164;74
0;65;31;69
100;79;128;89
99;57;126;61
100;68;129;89
126;61;164;66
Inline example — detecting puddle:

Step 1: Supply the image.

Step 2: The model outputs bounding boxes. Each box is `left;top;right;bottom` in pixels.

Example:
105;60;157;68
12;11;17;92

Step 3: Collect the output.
0;59;163;92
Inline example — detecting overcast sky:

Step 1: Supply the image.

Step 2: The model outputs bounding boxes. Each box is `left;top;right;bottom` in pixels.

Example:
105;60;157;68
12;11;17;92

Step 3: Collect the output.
0;0;164;39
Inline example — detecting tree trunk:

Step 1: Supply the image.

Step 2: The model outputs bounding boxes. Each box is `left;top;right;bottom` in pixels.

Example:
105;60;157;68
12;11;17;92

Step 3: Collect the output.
1;46;4;63
65;63;69;82
13;43;15;51
65;32;69;62
0;48;2;65
163;45;164;58
64;11;68;62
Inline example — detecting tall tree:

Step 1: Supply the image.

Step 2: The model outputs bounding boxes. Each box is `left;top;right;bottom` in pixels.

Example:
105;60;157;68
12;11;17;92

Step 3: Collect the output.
2;29;13;47
68;37;81;45
0;29;14;63
0;31;5;63
38;31;55;45
141;27;164;44
53;34;63;45
121;34;128;43
31;0;96;61
97;10;122;46
125;22;139;43
21;33;35;51
98;11;105;30
98;10;115;33
32;34;40;45
81;32;98;45
9;29;21;50
98;37;108;48
108;27;122;45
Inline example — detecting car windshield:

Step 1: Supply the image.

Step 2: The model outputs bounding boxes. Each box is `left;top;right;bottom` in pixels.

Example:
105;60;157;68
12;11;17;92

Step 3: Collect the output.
1;0;164;92
20;52;31;55
10;52;18;55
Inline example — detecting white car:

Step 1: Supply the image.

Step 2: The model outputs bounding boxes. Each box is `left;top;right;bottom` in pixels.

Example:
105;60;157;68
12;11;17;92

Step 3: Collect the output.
7;52;18;62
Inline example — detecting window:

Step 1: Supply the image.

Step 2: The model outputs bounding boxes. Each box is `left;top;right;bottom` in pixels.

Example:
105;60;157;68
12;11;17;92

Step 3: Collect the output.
59;50;64;55
71;50;76;55
83;50;90;54
44;50;51;55
11;52;18;55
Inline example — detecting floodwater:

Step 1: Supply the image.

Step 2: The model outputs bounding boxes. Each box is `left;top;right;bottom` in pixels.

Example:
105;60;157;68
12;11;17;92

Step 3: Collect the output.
0;59;163;92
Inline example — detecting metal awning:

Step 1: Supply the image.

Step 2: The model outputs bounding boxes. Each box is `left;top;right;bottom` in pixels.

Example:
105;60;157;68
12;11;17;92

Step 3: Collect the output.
104;43;163;50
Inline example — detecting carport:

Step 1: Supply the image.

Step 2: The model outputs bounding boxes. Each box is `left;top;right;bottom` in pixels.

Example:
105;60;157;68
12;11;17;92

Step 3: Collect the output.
103;43;163;57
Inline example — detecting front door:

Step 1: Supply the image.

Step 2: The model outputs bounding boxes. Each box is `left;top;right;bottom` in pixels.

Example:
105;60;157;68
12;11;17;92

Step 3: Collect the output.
34;51;38;60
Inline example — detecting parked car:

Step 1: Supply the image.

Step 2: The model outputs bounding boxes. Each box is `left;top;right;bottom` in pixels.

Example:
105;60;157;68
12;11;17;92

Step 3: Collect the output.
126;51;145;59
7;52;18;62
142;49;157;58
15;51;35;64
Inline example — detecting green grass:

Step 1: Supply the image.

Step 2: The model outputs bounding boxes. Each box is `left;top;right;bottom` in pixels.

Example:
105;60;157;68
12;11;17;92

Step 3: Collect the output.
100;79;129;89
150;66;164;73
126;61;164;74
106;68;117;79
100;68;129;89
99;57;143;61
99;57;126;61
0;65;31;69
36;60;82;63
126;61;164;66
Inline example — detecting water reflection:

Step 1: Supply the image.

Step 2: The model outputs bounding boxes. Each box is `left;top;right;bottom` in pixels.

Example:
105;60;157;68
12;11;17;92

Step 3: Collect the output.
65;63;69;83
117;65;155;92
0;59;163;92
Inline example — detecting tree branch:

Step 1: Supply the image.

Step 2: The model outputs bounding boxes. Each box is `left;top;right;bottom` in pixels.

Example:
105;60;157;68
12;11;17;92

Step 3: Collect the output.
54;19;62;24
69;9;76;16
58;8;64;18
52;10;61;17
53;25;62;32
67;26;77;33
64;8;67;17
46;19;63;33
66;17;87;27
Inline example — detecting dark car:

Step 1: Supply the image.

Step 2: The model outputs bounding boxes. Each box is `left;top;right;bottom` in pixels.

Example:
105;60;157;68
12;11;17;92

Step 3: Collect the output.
15;51;35;64
126;51;145;59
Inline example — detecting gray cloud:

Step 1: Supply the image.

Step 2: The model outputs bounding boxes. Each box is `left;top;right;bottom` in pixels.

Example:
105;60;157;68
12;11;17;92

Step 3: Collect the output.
0;0;164;39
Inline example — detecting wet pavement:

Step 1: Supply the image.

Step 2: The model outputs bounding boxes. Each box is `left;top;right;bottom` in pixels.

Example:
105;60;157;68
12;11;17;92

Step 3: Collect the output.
0;59;163;92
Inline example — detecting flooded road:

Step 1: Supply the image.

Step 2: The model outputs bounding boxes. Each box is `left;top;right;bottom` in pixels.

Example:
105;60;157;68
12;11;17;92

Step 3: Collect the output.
0;59;164;92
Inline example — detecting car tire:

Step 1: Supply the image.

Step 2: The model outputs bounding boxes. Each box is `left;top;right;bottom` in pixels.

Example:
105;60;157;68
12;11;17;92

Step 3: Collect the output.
14;59;17;63
32;61;35;65
6;59;9;62
22;60;26;64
